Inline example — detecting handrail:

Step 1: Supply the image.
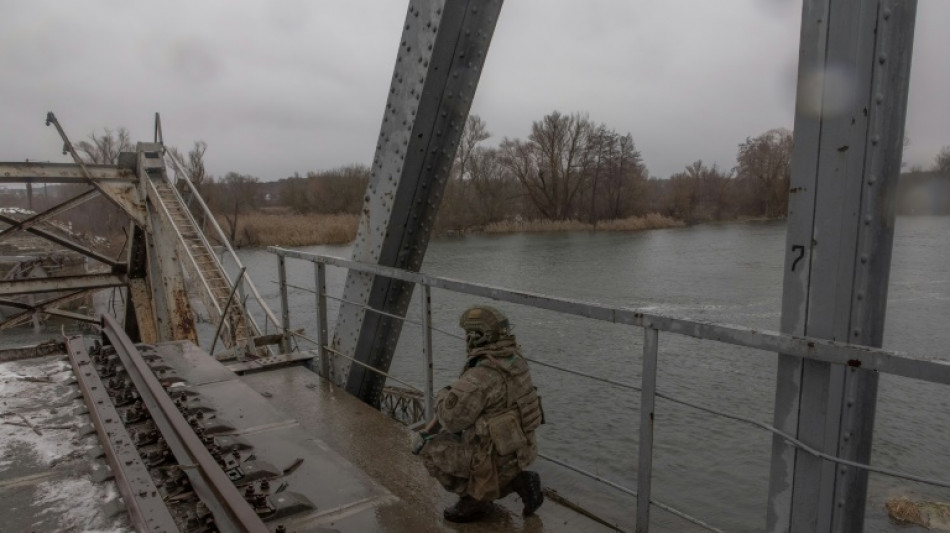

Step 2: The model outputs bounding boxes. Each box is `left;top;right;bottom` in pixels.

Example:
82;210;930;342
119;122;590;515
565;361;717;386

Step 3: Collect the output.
165;152;280;333
268;247;950;387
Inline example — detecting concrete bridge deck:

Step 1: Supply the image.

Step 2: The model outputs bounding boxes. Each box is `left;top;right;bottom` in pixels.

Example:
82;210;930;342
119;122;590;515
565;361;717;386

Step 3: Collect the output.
1;341;649;532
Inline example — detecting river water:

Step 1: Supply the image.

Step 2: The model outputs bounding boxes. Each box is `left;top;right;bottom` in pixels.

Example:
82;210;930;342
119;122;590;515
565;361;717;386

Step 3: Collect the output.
234;215;950;531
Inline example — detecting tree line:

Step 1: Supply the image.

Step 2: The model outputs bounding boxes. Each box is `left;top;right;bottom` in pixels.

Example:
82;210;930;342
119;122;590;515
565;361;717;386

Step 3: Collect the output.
6;118;949;246
253;112;799;232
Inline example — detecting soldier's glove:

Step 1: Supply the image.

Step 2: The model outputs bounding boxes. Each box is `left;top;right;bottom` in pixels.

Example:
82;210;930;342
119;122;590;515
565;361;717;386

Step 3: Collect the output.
411;431;432;455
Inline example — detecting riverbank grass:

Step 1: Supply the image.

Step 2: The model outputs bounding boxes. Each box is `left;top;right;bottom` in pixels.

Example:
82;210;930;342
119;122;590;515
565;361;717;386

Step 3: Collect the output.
484;213;683;234
223;212;358;247
225;211;684;247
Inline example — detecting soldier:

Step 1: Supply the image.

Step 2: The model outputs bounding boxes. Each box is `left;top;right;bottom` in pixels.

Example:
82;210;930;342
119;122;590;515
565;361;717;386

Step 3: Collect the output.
412;305;545;522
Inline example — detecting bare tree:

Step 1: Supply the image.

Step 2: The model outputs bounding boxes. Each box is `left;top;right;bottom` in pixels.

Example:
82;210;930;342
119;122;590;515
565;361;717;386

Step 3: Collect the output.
167;141;209;186
468;147;517;224
304;165;369;214
500;111;593;220
935;145;950;174
77;128;133;165
735;128;793;218
584;128;647;223
455;115;490;181
217;172;260;243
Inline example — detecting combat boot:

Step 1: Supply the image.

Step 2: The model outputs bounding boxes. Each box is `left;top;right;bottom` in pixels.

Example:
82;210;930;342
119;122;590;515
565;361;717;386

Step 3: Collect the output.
511;470;543;516
443;496;491;523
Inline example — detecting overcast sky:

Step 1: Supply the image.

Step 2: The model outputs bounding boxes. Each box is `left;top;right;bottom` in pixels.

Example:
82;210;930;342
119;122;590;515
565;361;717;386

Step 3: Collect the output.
1;1;947;181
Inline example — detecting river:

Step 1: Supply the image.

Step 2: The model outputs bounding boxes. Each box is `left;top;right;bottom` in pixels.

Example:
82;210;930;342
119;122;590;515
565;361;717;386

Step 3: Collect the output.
234;215;950;532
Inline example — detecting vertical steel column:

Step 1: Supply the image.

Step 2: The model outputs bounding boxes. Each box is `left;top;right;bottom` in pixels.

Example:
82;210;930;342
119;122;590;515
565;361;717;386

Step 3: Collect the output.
278;255;291;354
313;262;329;378
420;284;435;420
329;0;504;406
637;326;659;533
767;1;917;531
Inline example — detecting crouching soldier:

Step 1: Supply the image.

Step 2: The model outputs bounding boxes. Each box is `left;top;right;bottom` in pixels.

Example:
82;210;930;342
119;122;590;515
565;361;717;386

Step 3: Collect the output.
412;305;544;522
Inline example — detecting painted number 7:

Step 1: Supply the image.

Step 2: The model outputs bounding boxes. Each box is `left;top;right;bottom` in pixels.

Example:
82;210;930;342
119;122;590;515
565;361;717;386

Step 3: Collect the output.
791;245;806;272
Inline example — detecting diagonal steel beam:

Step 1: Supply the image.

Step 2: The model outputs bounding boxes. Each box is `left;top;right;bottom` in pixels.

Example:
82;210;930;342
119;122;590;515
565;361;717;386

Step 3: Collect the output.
44;113;147;226
0;273;125;296
0;289;93;330
330;0;503;405
0;188;99;244
0;212;121;268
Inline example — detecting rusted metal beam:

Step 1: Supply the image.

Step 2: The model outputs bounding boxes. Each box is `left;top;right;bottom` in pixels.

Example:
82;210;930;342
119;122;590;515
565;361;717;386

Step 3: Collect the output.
40;308;99;324
0;273;125;295
0;162;136;183
0;212;122;268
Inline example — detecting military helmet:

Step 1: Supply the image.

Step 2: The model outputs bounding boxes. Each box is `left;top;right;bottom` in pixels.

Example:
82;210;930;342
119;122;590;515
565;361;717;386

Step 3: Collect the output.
459;305;510;348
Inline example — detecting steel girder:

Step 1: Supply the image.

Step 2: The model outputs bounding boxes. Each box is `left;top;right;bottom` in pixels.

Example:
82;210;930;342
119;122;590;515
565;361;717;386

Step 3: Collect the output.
329;0;503;405
0;273;125;295
767;1;917;531
0;162;136;183
132;142;198;344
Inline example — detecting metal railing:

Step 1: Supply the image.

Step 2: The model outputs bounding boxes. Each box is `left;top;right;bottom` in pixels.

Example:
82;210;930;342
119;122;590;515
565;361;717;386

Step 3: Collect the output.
269;246;950;532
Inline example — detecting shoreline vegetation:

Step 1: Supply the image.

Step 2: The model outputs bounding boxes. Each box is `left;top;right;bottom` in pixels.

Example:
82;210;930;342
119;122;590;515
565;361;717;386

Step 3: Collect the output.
223;211;698;248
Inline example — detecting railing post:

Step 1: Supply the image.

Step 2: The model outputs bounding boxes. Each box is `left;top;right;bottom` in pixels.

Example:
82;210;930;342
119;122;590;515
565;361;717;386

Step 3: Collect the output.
278;254;291;354
314;261;329;378
420;284;434;421
637;326;659;533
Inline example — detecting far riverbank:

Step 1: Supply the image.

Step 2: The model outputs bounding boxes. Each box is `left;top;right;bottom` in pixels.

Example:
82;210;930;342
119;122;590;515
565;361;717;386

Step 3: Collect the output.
217;209;806;248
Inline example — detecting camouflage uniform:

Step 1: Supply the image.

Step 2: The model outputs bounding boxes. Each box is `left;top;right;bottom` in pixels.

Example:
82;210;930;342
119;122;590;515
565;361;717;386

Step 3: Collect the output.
421;336;543;502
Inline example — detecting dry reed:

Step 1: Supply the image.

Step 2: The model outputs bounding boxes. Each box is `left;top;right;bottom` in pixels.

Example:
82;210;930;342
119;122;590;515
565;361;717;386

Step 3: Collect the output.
225;212;359;247
484;213;683;234
885;496;950;530
225;212;685;247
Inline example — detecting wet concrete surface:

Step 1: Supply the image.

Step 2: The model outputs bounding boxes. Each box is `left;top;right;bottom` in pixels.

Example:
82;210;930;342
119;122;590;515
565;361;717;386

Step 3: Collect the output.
0;354;129;532
242;365;620;533
2;345;622;532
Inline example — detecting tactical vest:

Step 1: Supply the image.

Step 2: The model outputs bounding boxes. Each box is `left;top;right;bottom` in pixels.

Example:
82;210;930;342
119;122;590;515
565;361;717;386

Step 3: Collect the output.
472;354;544;460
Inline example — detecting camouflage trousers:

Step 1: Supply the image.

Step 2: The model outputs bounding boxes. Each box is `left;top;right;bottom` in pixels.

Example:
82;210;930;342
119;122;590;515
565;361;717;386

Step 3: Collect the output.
421;432;522;501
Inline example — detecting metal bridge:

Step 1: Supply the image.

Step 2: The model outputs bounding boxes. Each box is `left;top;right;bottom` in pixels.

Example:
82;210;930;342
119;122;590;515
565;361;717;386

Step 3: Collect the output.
0;0;936;531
